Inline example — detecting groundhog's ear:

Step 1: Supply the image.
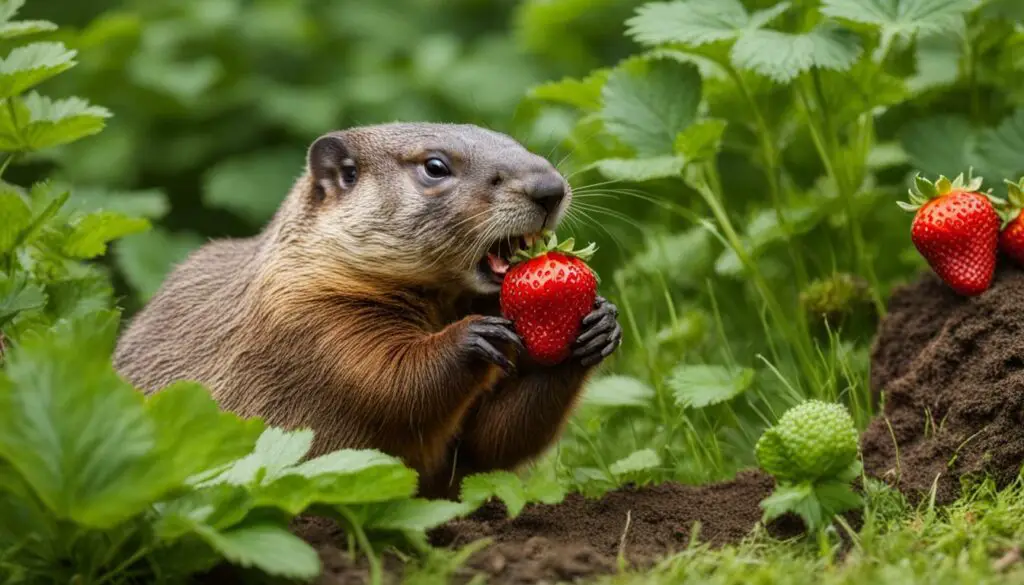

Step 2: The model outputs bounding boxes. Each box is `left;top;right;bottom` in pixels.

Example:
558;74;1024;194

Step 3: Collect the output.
308;133;357;201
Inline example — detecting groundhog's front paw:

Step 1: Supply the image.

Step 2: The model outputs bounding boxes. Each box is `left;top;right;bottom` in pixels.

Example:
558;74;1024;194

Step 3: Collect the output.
572;296;622;367
462;316;524;374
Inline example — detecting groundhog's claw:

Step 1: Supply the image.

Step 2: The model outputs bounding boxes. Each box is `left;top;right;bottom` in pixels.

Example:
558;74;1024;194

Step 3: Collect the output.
573;296;622;367
464;316;523;373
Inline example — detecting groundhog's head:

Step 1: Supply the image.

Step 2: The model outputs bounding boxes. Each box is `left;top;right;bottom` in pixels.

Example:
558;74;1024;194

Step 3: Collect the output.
301;122;572;294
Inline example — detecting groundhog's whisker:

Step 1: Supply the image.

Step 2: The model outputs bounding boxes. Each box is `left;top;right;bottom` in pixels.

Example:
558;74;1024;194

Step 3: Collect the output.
571;202;646;233
571;177;640;192
565;206;628;252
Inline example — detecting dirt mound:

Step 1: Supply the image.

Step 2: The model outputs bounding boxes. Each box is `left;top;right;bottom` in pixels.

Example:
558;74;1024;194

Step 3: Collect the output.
862;264;1024;504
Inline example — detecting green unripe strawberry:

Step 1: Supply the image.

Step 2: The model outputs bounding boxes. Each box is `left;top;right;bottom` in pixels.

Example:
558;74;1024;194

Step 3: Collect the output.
755;400;859;483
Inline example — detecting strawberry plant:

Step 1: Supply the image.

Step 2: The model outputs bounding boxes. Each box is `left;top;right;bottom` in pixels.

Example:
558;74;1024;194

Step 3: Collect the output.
517;0;1024;495
754;400;863;532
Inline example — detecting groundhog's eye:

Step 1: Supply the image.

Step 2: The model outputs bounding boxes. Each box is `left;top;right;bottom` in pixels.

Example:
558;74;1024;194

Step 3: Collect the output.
340;163;357;186
423;158;451;179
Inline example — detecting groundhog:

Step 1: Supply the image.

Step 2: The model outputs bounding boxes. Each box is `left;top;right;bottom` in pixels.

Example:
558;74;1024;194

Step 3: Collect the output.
113;122;622;498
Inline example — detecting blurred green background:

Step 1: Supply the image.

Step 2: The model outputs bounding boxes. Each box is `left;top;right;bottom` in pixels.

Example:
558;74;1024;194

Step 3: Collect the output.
25;0;647;313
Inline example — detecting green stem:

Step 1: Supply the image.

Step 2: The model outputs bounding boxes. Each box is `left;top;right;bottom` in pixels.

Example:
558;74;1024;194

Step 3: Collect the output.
799;76;886;318
724;63;809;289
1;97;22;181
94;546;152;585
335;507;382;585
690;165;820;390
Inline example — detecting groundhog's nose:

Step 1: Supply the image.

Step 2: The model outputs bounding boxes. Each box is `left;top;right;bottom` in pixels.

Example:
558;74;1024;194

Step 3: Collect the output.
526;173;566;215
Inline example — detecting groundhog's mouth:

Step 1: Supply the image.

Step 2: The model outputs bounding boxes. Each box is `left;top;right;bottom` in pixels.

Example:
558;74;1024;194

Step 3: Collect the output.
478;234;532;284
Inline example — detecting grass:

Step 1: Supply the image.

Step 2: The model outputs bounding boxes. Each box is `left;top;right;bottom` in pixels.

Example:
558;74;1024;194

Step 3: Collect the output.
597;475;1024;585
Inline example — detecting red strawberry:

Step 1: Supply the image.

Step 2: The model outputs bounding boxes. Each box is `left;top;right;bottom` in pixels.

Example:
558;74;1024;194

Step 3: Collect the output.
998;178;1024;267
897;172;1000;296
500;231;598;365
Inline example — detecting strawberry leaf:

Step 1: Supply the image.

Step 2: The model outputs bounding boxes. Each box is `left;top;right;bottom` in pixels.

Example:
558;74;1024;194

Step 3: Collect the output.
668;364;755;409
528;70;610;112
0;42;77;99
821;0;974;40
591;156;685;182
61;210;150;259
625;0;791;48
361;498;474;532
17;93;112;151
731;23;863;84
0;310;263;529
600;56;702;156
193;523;321;579
608;448;662;476
581;375;656;408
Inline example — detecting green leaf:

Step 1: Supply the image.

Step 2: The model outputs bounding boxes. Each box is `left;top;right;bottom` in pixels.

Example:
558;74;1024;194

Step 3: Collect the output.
591;155;684;181
153;484;254;542
0;186;29;253
815;480;864;514
62;186;170;220
146;382;265;486
0;20;58;40
287;449;404;478
113;228;204;303
975;109;1024;181
907;32;962;93
618;227;716;289
817;60;907;125
600;56;702;156
61;210;150;259
899;115;977;178
252;465;418;515
200;427;314;487
0;271;44;324
609;448;662;475
528;69;609;112
196;524;321;580
363;498;474;532
461;471;529;517
522;472;567;506
0;310;266;529
0;0;26;21
15;93;112;151
0;42;77;99
626;0;791;48
202;147;306;225
760;482;815;521
674;118;727;161
731;23;863;84
821;0;974;39
668;364;755;409
581;374;656;408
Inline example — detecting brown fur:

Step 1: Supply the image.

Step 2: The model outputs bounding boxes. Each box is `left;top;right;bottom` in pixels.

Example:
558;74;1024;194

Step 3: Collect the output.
114;122;601;498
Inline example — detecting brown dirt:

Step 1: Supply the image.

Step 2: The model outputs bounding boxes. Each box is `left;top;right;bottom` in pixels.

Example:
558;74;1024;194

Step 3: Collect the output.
229;469;800;585
862;263;1024;505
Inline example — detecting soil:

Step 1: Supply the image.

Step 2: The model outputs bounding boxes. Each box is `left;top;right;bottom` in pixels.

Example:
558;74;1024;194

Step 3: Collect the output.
225;469;801;585
862;263;1024;505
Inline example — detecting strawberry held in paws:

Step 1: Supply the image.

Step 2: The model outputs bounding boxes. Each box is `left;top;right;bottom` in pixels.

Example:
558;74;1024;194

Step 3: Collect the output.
499;231;601;365
898;173;1000;296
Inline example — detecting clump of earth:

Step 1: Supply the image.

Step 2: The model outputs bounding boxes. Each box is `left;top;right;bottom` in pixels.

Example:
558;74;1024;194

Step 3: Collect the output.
861;263;1024;504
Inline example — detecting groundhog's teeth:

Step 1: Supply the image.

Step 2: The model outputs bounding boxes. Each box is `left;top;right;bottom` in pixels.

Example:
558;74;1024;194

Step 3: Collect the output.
487;253;509;275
